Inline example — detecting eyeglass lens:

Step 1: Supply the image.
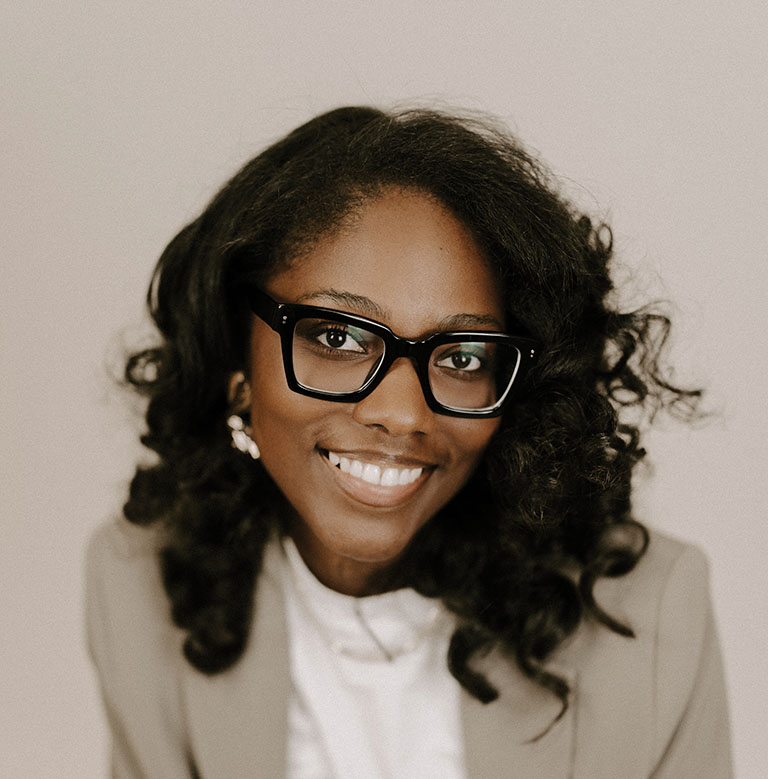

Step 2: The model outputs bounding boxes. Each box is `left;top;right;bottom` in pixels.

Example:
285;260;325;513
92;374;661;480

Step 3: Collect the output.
291;317;521;411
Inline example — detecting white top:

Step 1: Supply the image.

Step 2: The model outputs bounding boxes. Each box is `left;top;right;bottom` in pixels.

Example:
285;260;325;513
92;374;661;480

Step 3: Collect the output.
276;537;467;779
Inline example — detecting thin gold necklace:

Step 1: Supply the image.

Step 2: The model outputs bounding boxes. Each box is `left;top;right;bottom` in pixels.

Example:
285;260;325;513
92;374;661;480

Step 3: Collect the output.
282;539;445;663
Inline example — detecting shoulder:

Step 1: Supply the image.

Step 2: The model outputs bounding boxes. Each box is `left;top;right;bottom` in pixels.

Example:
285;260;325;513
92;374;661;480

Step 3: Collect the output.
84;518;184;706
592;527;710;639
86;514;164;566
590;527;714;710
85;518;195;774
568;526;713;692
85;517;170;634
557;528;731;776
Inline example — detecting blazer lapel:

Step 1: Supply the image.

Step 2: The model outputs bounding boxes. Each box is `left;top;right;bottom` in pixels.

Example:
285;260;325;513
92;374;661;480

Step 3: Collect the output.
183;542;289;779
462;648;576;778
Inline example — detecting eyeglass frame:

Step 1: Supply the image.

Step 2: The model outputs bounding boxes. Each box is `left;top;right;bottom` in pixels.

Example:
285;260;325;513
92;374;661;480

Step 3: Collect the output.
247;287;539;418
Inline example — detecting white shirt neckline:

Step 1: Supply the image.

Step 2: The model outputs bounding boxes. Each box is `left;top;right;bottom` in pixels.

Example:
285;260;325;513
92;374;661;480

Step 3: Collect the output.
274;535;467;779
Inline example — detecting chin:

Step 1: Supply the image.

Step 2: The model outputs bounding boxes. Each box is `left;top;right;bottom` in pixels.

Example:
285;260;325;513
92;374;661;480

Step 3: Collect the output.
326;521;419;565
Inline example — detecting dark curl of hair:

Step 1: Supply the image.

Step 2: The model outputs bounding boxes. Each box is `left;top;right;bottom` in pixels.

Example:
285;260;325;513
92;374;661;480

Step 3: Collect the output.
123;106;700;728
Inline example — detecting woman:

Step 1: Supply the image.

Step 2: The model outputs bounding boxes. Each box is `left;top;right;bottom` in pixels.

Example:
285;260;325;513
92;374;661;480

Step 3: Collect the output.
86;107;732;778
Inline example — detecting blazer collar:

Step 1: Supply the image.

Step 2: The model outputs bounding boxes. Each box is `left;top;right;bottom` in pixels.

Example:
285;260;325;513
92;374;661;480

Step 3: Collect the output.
183;542;576;778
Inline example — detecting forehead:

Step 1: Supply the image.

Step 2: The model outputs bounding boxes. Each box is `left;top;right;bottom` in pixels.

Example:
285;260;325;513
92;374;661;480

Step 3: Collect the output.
266;189;504;335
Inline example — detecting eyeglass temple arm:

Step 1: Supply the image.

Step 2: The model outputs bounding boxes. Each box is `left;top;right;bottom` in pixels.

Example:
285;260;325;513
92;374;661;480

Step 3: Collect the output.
248;288;285;332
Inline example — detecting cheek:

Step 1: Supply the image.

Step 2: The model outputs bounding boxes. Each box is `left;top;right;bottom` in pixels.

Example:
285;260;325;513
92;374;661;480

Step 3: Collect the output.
450;417;500;465
248;373;315;458
247;381;327;514
247;326;309;458
430;417;500;504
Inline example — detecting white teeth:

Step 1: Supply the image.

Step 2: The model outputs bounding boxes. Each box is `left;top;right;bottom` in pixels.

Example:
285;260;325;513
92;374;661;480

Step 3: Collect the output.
408;467;423;483
361;464;381;484
326;451;425;487
381;468;399;487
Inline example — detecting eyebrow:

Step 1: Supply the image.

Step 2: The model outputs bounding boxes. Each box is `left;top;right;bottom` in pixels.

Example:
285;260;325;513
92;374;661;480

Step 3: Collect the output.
295;288;504;331
435;313;503;330
295;289;386;318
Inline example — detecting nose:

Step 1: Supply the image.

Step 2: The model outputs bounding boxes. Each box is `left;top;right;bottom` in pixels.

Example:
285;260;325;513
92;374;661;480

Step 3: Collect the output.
351;357;435;436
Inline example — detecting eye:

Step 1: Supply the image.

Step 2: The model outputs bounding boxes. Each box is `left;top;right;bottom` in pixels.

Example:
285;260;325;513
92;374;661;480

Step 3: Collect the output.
316;325;367;353
434;346;486;373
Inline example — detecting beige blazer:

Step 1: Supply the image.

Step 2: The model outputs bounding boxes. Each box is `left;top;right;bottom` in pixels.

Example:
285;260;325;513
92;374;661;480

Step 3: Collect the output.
86;520;732;778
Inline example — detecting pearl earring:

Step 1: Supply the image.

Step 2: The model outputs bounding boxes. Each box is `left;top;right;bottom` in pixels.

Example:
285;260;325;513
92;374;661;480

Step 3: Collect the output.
226;414;261;460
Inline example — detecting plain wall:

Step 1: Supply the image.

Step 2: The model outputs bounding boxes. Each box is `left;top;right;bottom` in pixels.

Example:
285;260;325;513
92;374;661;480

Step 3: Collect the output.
2;2;766;776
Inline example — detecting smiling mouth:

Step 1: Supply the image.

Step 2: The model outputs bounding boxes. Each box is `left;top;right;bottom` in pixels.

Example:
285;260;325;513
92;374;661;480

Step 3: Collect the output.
319;448;433;506
326;450;424;486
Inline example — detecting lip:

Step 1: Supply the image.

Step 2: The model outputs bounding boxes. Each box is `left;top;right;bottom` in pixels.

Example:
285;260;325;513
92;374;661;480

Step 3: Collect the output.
320;447;436;469
318;448;434;508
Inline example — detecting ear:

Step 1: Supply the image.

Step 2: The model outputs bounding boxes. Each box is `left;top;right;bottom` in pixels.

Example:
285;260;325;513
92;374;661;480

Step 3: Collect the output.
227;370;252;411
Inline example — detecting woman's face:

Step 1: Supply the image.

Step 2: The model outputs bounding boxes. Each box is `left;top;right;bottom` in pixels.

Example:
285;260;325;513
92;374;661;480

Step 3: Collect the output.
247;189;504;595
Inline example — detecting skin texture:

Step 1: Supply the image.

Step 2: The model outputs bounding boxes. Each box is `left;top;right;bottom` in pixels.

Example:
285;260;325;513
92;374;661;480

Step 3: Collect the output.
244;188;504;595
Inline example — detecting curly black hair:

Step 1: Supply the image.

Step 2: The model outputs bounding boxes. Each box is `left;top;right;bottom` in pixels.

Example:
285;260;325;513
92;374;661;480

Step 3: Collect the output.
123;106;700;726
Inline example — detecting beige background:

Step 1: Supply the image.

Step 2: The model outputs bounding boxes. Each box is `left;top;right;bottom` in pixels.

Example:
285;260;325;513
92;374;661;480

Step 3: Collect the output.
2;2;766;776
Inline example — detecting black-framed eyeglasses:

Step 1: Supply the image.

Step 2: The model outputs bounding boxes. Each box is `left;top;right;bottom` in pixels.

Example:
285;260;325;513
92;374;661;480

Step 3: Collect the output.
248;288;538;418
